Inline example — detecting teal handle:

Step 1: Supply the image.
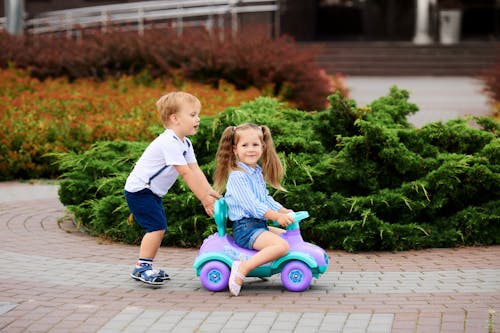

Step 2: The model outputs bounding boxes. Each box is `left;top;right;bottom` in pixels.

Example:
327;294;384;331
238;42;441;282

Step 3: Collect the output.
292;211;309;222
214;198;228;237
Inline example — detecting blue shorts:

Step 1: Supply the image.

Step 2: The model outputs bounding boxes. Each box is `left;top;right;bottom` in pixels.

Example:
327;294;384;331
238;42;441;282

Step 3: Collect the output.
232;218;269;249
124;189;167;233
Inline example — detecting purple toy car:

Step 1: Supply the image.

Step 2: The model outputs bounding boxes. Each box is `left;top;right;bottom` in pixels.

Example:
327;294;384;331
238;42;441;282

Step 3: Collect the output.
193;198;329;292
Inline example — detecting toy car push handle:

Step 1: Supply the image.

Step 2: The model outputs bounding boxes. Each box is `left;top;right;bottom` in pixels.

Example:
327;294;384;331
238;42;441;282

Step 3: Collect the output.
272;211;309;230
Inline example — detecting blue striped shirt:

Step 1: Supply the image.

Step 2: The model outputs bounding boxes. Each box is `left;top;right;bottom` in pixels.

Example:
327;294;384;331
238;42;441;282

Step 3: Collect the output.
225;161;283;221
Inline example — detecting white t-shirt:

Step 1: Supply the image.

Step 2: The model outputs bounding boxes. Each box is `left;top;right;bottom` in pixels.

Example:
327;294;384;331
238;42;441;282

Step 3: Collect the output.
124;129;197;197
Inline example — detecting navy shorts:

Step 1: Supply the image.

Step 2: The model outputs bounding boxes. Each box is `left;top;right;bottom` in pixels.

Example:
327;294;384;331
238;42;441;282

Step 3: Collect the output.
124;188;167;233
232;218;269;249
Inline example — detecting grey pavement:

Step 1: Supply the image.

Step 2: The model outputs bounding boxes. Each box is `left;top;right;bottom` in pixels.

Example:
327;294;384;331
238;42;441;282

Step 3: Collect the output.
344;76;492;127
1;181;499;333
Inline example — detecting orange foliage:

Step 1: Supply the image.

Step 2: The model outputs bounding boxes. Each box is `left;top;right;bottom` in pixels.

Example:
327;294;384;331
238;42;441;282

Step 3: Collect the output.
0;67;262;179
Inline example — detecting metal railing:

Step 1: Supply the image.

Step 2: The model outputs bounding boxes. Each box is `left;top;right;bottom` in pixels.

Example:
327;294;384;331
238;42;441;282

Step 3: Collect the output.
20;0;278;37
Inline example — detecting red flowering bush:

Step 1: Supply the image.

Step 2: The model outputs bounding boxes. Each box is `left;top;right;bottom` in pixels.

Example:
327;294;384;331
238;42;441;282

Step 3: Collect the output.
0;27;345;110
481;58;500;121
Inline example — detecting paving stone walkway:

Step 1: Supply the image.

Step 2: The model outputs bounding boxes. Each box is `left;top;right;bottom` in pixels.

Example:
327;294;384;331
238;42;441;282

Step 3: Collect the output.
0;180;498;333
345;76;492;128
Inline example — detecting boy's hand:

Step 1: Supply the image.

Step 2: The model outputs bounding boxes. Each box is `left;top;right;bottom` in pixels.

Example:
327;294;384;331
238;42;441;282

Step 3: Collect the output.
202;199;215;217
202;189;221;217
201;189;221;217
208;189;222;200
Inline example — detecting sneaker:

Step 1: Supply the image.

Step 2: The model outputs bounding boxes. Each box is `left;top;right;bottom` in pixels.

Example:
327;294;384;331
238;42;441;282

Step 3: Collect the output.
130;266;164;285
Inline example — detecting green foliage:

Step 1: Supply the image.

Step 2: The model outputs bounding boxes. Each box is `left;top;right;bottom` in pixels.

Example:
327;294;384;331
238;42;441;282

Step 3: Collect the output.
55;90;500;251
52;141;145;241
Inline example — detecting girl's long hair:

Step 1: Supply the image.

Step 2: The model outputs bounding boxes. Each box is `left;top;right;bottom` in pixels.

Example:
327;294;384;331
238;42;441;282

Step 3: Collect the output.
213;123;285;193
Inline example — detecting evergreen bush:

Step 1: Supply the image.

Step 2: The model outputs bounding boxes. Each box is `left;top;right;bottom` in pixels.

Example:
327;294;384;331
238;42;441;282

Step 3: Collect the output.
54;89;500;251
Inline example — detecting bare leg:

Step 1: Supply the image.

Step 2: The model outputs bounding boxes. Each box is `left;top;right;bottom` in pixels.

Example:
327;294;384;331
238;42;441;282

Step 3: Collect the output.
268;226;286;235
138;229;165;259
236;231;289;285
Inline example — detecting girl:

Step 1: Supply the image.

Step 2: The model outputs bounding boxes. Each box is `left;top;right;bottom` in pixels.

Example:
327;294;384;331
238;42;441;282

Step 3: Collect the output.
213;123;295;296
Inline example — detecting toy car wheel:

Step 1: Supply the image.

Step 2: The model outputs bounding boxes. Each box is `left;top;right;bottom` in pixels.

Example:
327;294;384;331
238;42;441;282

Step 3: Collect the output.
199;261;230;292
281;261;313;292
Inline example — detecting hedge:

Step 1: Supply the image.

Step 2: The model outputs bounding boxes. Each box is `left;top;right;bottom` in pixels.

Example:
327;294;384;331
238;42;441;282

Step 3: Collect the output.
53;89;500;252
0;28;346;110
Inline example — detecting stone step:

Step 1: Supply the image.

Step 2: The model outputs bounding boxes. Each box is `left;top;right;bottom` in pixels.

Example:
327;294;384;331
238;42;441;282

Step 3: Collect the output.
302;41;499;76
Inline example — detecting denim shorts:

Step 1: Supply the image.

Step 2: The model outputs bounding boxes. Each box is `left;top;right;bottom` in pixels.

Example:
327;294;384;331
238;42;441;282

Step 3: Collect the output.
124;188;167;233
232;218;269;249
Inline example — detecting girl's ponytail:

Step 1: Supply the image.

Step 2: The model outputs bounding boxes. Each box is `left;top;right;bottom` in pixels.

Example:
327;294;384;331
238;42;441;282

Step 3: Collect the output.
213;126;237;193
260;125;286;191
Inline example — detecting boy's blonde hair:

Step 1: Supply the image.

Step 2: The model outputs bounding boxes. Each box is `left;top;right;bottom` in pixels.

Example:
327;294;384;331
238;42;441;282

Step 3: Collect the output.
213;123;286;193
156;91;201;126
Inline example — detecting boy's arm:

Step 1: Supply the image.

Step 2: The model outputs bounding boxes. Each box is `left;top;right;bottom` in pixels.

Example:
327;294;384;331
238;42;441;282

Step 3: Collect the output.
187;163;220;198
174;163;220;216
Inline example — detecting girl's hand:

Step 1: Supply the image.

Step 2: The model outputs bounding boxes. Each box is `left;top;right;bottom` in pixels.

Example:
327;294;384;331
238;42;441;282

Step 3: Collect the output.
280;208;294;214
275;212;295;227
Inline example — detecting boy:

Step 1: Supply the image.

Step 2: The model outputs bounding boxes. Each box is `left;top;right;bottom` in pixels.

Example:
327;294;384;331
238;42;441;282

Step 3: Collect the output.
124;91;220;285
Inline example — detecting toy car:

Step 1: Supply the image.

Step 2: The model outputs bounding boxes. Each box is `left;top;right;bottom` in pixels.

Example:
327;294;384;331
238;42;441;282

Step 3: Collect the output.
193;198;329;292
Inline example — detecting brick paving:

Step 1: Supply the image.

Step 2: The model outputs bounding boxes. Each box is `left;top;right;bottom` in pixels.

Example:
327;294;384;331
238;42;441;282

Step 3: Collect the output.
0;180;499;333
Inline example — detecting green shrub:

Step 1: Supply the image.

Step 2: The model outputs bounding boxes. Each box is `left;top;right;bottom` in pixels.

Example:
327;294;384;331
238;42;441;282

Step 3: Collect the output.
54;141;145;241
55;90;500;251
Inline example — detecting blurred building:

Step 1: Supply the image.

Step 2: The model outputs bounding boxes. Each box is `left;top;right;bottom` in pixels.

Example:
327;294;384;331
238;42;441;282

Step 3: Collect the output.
2;0;499;75
2;0;497;40
281;0;498;41
279;0;499;76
